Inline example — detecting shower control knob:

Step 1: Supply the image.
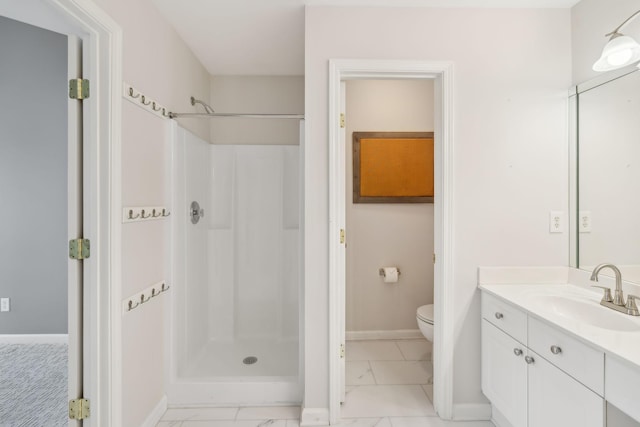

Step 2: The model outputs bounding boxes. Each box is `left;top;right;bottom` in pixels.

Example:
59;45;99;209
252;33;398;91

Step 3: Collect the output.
190;201;204;224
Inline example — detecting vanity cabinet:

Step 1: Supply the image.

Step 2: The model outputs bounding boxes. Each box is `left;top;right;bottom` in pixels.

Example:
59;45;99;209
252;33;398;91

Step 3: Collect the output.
481;320;527;427
606;355;640;422
481;293;605;427
527;348;603;427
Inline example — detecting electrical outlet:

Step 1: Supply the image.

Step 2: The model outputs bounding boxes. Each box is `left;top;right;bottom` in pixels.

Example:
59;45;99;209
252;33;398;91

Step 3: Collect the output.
579;211;592;233
0;298;10;312
549;211;564;233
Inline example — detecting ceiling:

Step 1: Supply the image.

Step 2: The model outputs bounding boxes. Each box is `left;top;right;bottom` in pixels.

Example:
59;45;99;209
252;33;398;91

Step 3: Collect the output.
151;0;581;76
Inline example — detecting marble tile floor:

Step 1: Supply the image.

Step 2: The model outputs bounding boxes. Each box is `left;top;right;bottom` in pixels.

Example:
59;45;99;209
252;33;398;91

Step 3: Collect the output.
157;339;493;427
157;414;495;427
156;406;300;426
343;339;434;418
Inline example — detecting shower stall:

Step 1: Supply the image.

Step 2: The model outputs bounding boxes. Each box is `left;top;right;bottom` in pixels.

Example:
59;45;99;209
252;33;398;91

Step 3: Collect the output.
166;122;302;405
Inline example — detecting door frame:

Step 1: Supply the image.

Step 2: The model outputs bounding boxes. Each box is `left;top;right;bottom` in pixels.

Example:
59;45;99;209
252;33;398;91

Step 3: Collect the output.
328;59;455;422
0;0;122;425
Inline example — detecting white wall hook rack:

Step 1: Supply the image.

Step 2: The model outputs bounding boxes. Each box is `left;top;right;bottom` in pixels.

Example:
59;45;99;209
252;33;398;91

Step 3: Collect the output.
122;281;170;314
123;82;171;119
123;206;170;223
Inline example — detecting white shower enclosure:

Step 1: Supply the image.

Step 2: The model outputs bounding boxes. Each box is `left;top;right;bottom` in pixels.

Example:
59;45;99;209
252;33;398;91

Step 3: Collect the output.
167;123;302;405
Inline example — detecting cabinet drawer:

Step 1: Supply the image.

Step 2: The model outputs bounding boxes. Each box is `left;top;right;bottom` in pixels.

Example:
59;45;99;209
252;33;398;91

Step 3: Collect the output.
528;316;604;396
482;292;527;344
606;355;640;423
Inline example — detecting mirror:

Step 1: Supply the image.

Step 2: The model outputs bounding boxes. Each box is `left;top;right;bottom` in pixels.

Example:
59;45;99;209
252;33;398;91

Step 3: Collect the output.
573;69;640;283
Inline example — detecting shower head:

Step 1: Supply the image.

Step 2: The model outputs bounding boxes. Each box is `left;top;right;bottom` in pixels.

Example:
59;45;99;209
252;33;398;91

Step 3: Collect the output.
190;96;215;114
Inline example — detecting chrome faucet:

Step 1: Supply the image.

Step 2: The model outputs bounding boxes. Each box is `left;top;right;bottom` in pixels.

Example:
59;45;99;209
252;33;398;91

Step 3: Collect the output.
590;263;624;305
590;263;640;316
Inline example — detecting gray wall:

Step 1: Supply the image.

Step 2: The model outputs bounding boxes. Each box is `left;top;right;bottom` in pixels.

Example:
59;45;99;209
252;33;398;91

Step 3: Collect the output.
0;16;68;334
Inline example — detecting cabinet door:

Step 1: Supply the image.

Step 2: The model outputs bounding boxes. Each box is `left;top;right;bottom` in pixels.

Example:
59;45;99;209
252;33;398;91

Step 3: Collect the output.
528;350;604;427
482;320;527;427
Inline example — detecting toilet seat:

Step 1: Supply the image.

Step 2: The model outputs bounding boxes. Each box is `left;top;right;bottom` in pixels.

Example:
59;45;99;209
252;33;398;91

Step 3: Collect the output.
417;304;434;325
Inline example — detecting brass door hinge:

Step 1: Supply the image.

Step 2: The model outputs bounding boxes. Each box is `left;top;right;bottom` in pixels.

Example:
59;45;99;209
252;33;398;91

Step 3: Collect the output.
340;229;345;245
69;238;90;260
69;398;90;420
340;343;345;359
433;253;436;264
340;113;345;128
69;79;90;100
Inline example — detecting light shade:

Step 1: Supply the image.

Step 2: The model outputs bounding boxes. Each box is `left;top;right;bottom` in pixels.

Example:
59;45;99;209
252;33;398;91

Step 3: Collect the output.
593;33;640;72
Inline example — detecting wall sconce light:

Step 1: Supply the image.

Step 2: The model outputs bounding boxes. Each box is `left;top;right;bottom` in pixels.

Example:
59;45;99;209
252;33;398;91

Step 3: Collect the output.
593;9;640;72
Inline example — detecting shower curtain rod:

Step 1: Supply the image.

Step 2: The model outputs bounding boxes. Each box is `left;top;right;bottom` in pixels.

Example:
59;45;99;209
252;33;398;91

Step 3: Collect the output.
169;96;304;120
168;112;305;119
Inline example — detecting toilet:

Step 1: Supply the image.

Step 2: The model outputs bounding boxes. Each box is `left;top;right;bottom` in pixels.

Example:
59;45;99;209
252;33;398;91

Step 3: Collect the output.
416;304;434;342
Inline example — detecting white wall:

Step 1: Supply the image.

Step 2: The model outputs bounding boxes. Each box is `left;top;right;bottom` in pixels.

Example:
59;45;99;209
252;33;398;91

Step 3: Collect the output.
210;76;304;145
94;0;211;142
571;0;640;85
345;79;434;332
304;6;571;413
0;17;68;334
89;0;212;424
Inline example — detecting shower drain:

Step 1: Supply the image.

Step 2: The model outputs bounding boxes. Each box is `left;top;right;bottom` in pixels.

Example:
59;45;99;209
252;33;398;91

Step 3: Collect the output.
243;356;258;365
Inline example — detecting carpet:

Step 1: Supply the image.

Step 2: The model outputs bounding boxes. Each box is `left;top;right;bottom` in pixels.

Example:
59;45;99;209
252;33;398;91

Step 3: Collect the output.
0;343;68;427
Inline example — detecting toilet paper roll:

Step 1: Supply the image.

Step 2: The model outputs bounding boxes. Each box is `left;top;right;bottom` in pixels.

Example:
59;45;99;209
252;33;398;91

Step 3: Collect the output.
382;267;399;283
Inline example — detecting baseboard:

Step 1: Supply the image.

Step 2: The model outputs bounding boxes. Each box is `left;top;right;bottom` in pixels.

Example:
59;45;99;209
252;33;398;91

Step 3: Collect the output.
452;403;492;421
0;334;68;344
300;407;329;426
346;329;423;340
141;395;167;427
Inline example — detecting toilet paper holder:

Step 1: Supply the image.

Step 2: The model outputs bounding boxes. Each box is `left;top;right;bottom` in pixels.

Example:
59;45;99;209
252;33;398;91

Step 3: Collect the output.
379;268;401;277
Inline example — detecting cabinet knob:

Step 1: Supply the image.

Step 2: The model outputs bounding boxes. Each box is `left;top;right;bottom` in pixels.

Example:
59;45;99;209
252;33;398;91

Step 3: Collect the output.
494;312;504;319
524;355;535;364
513;348;523;356
550;345;562;355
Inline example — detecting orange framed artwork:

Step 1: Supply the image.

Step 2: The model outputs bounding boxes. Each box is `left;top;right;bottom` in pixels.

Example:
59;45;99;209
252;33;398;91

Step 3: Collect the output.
353;132;434;203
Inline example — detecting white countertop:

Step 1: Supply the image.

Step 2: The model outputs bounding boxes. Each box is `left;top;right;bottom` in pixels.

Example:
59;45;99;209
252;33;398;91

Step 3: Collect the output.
479;283;640;368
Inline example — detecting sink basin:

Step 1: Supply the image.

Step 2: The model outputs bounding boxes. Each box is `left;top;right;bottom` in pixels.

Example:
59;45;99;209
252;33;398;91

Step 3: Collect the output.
531;295;640;332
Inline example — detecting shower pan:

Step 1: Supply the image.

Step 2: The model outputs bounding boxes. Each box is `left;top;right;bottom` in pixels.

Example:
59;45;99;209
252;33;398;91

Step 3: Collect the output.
166;123;302;405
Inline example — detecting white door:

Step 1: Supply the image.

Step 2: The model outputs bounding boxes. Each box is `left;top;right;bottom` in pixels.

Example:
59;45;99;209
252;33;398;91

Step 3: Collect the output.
67;34;84;427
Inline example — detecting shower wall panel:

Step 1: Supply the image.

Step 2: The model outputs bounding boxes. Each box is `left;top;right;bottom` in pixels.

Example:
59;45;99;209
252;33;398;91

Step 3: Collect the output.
236;148;282;339
209;146;235;341
174;127;211;370
281;147;300;340
210;146;299;342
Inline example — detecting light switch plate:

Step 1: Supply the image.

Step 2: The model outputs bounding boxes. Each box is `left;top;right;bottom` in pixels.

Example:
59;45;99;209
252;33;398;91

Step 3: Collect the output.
0;298;10;312
549;211;564;233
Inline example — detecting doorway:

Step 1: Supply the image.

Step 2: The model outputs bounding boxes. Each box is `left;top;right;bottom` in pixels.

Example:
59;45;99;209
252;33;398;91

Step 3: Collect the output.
328;59;455;424
341;79;436;418
0;15;82;426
